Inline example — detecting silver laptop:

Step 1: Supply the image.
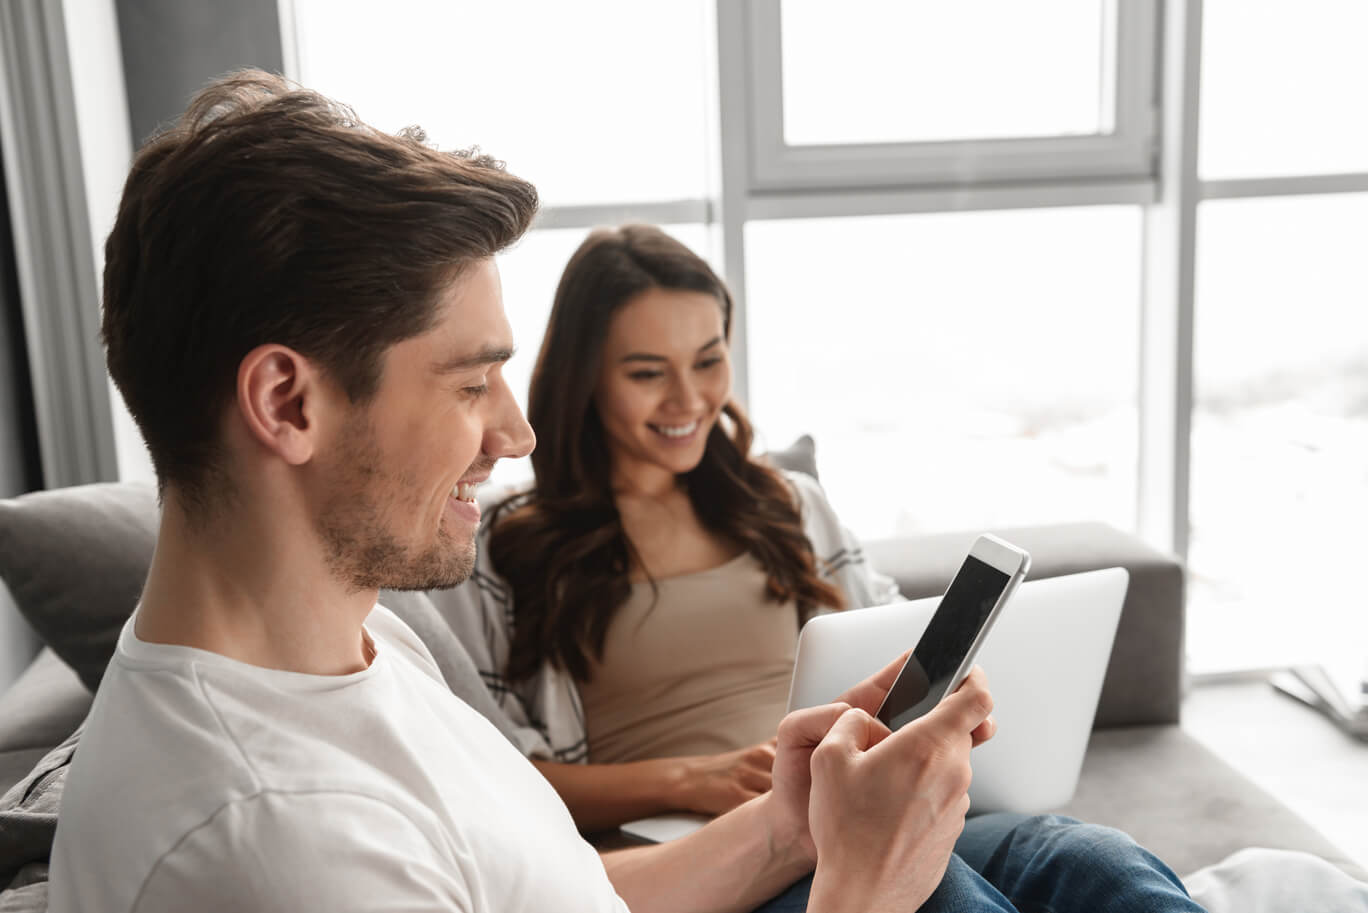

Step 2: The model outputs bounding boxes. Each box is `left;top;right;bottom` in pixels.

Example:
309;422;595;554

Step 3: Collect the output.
787;567;1128;815
620;567;1127;843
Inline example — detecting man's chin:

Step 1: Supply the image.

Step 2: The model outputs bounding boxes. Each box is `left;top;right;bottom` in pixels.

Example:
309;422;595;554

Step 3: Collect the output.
373;544;477;593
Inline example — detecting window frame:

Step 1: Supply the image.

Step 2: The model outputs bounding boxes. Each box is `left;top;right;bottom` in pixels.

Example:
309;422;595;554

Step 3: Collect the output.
742;0;1161;193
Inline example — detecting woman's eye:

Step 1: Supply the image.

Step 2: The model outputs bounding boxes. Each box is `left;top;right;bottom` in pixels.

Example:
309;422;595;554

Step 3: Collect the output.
696;357;723;370
628;370;664;381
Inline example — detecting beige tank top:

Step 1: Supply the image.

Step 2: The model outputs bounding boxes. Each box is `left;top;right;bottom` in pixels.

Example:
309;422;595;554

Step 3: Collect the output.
578;551;799;762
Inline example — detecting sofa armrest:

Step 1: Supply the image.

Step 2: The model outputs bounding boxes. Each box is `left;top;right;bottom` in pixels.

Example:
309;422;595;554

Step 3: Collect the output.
862;522;1184;728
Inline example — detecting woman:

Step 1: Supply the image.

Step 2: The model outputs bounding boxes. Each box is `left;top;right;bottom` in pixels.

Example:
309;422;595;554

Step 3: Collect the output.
441;223;900;832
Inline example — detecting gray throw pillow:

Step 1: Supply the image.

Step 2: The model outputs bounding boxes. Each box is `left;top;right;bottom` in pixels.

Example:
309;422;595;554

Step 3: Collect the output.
0;484;159;692
766;433;819;481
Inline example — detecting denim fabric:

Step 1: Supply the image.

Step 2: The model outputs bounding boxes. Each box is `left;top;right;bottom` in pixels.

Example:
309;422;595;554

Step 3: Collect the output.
750;813;1205;913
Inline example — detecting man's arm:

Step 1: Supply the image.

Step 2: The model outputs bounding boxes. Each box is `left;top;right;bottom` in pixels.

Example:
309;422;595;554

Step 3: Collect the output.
599;656;996;913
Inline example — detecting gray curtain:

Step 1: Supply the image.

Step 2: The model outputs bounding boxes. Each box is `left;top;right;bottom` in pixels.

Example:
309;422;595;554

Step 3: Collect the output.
115;0;284;145
0;141;44;689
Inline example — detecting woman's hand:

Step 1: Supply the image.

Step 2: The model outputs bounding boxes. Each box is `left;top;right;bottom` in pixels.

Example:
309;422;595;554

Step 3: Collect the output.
670;740;778;816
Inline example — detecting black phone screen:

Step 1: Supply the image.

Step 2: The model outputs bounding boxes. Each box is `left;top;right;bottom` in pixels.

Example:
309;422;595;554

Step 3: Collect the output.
877;555;1010;731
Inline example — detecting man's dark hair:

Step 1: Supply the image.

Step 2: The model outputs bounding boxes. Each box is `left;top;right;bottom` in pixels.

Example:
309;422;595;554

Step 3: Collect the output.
102;69;538;509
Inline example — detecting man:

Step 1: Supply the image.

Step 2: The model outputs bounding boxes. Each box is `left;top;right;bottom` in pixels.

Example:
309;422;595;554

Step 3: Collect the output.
49;71;1203;913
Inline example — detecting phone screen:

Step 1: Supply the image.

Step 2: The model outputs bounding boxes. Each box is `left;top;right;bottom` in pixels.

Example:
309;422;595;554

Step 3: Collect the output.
877;555;1011;731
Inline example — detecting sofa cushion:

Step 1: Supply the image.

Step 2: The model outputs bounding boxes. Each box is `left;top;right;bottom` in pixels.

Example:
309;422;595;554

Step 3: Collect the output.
0;483;159;692
1058;724;1367;882
0;650;92;765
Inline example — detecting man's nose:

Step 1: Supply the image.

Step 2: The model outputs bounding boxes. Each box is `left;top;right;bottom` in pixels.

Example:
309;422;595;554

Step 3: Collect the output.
484;381;536;460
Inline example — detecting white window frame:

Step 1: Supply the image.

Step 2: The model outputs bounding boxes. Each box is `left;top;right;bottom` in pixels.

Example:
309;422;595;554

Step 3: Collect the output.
742;0;1160;194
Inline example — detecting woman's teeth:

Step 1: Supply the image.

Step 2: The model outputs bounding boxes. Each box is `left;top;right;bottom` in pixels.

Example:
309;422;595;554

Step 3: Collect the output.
652;421;699;439
453;482;478;502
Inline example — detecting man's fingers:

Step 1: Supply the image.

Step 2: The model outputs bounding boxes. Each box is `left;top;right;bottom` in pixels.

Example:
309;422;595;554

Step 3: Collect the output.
836;648;913;715
923;666;994;735
776;701;855;752
812;706;889;762
970;715;996;747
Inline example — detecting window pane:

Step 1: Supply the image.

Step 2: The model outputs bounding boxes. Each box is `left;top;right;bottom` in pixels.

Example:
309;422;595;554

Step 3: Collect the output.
781;0;1114;146
1190;194;1368;672
745;208;1141;542
293;0;712;206
1200;1;1368;179
491;223;712;488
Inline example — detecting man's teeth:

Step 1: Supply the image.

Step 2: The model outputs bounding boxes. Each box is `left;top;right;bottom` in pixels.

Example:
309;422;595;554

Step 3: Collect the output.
653;421;699;439
453;482;478;502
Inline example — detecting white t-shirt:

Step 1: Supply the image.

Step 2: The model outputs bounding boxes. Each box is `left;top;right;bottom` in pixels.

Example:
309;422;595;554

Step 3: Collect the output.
48;605;629;913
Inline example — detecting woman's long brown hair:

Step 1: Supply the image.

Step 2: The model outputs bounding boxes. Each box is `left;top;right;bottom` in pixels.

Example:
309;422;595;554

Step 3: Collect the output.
488;224;844;683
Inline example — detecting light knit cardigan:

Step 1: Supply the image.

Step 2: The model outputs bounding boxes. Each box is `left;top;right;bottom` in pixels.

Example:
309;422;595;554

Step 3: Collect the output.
431;470;902;762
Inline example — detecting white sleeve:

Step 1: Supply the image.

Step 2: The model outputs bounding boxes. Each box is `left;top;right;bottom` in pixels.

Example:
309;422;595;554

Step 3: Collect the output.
133;792;471;913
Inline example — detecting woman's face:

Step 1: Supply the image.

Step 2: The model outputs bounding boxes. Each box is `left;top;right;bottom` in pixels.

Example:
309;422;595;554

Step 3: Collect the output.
593;286;731;492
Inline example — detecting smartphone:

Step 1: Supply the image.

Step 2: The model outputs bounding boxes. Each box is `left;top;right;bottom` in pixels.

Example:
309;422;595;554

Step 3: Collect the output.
876;534;1030;731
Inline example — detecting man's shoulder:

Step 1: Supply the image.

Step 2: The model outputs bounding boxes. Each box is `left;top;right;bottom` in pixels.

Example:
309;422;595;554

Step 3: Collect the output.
48;657;261;912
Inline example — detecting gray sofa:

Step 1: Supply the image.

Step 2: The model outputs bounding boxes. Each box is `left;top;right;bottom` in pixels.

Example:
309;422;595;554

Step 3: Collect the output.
1;480;1364;908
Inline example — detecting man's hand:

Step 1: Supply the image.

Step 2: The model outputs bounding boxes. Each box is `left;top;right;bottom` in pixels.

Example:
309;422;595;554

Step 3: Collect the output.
671;740;777;816
806;667;995;912
763;655;997;868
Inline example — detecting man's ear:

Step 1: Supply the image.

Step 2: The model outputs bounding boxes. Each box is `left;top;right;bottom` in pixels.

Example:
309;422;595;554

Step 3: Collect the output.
235;344;331;466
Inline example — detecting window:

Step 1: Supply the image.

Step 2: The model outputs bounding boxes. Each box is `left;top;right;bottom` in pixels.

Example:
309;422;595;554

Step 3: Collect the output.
1189;193;1368;672
781;1;1114;146
1200;1;1368;180
293;0;713;207
1187;1;1368;671
746;206;1141;539
744;0;1157;191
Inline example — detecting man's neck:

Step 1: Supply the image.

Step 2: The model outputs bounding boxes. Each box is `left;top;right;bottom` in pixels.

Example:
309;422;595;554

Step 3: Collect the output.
133;492;378;676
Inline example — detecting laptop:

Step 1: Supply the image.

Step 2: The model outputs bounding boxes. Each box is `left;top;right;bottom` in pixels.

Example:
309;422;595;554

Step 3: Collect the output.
620;567;1127;843
787;567;1128;815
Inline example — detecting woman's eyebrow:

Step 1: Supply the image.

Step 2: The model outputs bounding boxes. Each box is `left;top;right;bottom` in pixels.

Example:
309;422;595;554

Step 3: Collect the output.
619;336;723;364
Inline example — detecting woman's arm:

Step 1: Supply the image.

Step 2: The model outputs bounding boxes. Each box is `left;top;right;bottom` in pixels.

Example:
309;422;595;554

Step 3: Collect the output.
532;739;776;833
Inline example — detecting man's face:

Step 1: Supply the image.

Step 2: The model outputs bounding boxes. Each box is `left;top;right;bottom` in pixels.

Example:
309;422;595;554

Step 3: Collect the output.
313;258;534;592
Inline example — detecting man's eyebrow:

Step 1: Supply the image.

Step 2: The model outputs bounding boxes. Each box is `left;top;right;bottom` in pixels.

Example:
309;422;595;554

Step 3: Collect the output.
620;336;723;364
433;345;515;374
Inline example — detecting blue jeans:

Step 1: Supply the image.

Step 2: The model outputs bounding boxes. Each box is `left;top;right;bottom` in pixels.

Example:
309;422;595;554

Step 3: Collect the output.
752;813;1206;912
